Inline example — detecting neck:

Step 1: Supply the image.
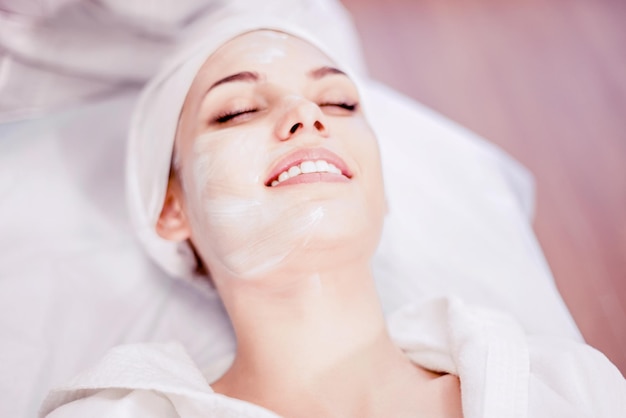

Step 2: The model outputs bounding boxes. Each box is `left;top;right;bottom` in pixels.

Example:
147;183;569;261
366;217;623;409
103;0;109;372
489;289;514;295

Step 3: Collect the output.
223;261;391;376
212;260;418;415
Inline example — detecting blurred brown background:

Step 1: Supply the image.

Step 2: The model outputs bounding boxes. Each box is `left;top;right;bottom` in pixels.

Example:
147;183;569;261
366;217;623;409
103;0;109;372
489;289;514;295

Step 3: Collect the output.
341;0;626;373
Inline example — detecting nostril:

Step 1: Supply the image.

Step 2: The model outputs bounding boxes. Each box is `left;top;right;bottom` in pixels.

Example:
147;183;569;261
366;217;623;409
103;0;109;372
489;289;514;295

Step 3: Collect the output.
290;123;302;134
314;121;325;132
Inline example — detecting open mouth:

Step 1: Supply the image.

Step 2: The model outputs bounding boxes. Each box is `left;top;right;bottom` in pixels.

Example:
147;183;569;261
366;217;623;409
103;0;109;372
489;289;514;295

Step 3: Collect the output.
265;148;353;187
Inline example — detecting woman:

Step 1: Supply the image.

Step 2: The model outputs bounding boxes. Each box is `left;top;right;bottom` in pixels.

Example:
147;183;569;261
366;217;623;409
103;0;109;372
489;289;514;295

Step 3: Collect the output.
42;16;624;418
155;27;459;417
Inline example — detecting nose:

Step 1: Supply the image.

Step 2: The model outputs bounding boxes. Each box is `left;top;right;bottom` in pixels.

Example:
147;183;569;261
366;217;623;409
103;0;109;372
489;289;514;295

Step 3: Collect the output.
274;97;329;141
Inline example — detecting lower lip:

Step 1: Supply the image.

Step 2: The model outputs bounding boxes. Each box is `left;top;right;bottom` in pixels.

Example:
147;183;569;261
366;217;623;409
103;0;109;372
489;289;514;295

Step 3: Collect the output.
270;172;350;187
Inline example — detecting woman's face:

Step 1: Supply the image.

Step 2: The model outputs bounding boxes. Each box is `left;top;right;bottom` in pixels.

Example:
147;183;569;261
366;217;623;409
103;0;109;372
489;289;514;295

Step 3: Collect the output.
167;30;386;282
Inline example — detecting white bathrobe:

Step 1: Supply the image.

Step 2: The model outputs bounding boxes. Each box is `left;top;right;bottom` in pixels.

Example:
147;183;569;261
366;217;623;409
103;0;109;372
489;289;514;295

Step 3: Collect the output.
40;298;625;418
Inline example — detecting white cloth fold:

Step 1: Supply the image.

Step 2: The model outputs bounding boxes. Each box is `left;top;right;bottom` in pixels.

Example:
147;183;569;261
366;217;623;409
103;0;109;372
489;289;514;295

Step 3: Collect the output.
40;298;626;418
0;0;365;121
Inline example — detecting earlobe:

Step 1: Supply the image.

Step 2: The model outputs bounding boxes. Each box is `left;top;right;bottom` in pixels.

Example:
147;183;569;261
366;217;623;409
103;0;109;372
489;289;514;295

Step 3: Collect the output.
156;180;191;242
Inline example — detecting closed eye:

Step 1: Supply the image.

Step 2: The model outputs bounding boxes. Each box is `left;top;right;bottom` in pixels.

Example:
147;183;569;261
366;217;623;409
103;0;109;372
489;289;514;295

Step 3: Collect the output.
319;102;359;112
213;108;258;124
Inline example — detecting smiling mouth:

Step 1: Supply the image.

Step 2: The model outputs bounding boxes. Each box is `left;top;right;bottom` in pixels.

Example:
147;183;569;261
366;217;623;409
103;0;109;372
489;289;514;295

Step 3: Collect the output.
265;148;354;187
268;159;349;187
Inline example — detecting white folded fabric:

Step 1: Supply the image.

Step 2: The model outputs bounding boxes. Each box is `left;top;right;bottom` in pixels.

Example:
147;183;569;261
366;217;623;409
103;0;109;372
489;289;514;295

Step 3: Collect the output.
0;2;587;416
39;298;625;418
0;0;365;121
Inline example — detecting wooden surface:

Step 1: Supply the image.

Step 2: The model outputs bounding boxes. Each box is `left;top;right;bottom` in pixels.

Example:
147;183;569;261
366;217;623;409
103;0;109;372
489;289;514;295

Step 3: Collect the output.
340;0;626;373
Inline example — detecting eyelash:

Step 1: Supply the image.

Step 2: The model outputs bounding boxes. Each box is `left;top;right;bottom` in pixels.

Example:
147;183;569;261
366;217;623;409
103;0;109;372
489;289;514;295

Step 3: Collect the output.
320;101;359;112
212;101;359;124
214;108;258;124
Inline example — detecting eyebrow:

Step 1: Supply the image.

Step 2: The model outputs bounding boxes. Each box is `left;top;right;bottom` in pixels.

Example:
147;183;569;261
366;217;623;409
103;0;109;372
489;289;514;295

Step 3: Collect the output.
203;66;348;98
206;71;260;94
309;66;347;79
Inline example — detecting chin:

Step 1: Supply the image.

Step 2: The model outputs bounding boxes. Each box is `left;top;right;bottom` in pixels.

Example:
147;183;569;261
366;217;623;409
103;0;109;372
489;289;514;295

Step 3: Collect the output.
298;204;384;265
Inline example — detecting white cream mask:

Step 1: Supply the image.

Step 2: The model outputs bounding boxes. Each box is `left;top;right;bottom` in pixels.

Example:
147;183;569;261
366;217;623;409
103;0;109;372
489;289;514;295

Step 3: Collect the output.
170;30;386;283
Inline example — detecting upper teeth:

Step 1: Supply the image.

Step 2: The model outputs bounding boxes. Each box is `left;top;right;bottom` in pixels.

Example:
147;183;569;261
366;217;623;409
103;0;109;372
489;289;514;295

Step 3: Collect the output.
271;160;342;186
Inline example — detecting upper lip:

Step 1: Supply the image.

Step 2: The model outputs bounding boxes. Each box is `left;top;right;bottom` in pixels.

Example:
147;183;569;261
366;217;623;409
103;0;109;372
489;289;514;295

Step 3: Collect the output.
265;147;353;186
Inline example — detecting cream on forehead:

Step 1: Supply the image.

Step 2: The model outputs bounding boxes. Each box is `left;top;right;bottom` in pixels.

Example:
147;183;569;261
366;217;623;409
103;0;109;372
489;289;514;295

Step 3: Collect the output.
249;46;286;64
236;31;290;64
204;30;333;76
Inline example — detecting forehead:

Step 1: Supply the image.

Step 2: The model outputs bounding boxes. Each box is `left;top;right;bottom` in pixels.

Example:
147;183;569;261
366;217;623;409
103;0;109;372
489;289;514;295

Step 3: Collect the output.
197;30;336;79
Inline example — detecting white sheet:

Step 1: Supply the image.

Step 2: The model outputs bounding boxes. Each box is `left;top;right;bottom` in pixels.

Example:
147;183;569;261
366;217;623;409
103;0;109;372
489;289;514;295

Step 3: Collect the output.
0;0;583;416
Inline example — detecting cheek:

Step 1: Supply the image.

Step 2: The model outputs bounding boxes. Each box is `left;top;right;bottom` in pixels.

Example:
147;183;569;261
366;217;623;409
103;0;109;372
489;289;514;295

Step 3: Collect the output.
340;120;386;210
187;188;332;280
200;195;329;279
343;122;387;241
189;131;264;199
180;130;329;279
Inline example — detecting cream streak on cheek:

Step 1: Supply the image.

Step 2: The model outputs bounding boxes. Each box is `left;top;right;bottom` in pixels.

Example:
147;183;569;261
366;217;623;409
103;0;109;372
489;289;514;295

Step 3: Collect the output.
184;131;328;279
198;197;326;278
190;131;262;198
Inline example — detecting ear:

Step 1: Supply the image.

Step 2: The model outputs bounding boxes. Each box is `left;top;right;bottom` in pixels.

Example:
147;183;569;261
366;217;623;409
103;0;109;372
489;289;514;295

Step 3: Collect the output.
156;179;191;242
